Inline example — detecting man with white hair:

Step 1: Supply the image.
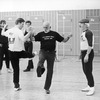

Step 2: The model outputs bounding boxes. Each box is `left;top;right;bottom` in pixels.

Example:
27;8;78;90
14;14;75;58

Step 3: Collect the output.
33;21;72;94
79;19;95;96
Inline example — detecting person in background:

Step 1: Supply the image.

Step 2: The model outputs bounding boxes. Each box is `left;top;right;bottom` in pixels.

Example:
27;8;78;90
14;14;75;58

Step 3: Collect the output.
32;21;72;94
79;19;95;96
23;21;34;72
3;18;36;91
0;20;12;74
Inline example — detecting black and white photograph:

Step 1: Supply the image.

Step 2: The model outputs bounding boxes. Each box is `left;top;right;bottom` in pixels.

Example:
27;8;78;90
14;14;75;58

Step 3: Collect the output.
0;0;100;100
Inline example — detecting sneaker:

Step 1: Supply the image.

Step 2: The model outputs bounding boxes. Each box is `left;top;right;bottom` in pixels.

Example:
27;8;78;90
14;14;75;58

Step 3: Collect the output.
36;67;42;77
7;68;13;73
45;89;50;94
36;67;45;77
23;69;30;72
41;67;45;75
34;51;37;55
86;87;95;96
14;87;22;91
81;86;90;92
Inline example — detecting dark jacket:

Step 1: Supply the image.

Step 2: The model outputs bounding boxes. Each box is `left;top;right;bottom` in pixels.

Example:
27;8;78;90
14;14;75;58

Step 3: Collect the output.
0;28;8;44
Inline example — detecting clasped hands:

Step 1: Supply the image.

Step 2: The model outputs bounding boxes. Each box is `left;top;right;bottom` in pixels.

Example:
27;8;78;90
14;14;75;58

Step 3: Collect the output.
27;26;35;36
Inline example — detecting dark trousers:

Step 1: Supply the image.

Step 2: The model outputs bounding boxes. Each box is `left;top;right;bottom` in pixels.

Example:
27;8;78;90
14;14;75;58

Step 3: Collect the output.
37;50;56;90
24;41;34;69
81;49;94;87
0;43;9;70
9;50;34;88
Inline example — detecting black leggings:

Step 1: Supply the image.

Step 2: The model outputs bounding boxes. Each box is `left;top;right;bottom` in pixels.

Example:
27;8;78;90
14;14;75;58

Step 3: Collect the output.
81;49;94;87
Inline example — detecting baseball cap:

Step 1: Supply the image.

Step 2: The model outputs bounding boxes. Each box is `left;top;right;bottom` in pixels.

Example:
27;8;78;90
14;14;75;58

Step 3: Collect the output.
79;19;89;23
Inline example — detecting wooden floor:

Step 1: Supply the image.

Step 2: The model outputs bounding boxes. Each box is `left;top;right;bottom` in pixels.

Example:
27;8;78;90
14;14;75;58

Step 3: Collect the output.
0;56;100;100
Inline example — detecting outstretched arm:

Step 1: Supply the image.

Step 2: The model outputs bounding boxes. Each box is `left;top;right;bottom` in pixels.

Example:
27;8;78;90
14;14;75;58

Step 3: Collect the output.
62;34;72;43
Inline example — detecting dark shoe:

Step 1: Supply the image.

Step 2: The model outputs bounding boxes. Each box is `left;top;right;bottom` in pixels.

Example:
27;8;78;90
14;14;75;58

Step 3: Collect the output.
36;67;45;77
23;69;30;72
41;67;45;75
36;67;41;77
14;87;22;91
14;83;20;88
45;90;50;94
28;60;34;69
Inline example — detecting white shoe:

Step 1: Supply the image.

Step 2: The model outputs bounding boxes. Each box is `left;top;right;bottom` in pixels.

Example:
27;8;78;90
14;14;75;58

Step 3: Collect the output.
81;86;90;92
34;51;37;55
31;51;37;59
45;89;50;94
14;87;22;91
7;68;13;73
86;87;95;96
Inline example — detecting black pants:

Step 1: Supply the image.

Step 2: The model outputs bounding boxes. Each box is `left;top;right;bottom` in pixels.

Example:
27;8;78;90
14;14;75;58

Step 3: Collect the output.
0;43;9;70
81;49;94;87
37;50;56;90
24;41;34;69
9;50;34;88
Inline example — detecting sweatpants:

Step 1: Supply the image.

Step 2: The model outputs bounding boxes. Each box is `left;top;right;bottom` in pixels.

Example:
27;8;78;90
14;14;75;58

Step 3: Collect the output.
81;49;94;87
37;50;56;90
9;50;35;88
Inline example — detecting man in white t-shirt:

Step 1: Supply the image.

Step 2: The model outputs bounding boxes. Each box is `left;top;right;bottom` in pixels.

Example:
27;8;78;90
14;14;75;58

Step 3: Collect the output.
3;18;35;91
79;19;95;96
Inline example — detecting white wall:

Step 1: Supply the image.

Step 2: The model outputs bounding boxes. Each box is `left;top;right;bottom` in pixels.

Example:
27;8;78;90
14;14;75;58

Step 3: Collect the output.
0;0;100;12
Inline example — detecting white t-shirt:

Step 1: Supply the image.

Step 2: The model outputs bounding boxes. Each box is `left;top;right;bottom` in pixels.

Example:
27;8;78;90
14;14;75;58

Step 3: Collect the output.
80;30;94;50
80;32;88;50
4;26;25;51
